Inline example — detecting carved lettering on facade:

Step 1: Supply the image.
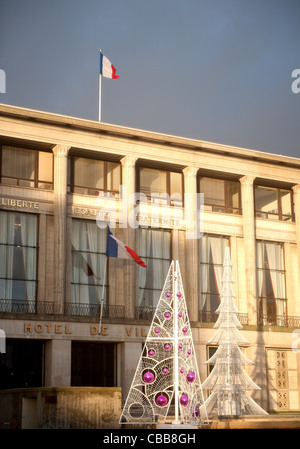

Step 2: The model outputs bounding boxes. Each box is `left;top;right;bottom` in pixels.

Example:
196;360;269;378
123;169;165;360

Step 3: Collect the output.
23;322;147;338
1;198;39;210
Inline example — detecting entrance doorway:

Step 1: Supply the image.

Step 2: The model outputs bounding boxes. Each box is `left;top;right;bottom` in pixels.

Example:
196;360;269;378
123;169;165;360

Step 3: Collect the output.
0;339;44;389
71;342;117;387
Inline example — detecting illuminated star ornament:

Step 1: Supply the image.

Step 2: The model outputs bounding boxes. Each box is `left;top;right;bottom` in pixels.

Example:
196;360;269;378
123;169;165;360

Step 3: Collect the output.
120;260;208;426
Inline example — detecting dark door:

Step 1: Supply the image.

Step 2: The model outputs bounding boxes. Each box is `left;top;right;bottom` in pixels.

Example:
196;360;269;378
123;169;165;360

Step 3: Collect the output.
71;342;116;387
0;339;44;389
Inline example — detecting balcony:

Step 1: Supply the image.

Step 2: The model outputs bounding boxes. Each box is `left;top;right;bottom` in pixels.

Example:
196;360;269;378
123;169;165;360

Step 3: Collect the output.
0;299;53;314
257;314;300;328
0;299;125;319
135;306;156;320
64;303;125;318
198;311;249;325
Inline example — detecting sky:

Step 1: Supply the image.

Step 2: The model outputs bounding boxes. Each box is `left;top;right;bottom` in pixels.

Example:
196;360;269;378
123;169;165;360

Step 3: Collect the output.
0;0;300;158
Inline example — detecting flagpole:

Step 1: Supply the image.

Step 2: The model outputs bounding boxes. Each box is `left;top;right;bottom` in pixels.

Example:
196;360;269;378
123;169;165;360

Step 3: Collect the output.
99;49;102;122
99;255;107;334
99;73;102;122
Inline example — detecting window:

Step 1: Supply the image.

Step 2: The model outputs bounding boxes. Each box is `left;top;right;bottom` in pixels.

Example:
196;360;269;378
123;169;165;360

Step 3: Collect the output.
207;346;217;375
138;167;183;206
255;186;294;221
266;349;300;411
1;146;53;189
71;220;107;315
138;228;171;312
199;234;229;320
257;241;286;326
0;211;38;312
199;177;241;214
69;155;121;197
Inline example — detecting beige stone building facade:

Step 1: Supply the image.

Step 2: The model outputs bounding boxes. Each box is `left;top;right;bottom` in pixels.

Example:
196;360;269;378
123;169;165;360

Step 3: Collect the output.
0;103;300;415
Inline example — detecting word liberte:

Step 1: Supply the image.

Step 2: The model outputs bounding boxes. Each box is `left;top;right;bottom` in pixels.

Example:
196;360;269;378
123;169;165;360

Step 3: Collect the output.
95;186;204;239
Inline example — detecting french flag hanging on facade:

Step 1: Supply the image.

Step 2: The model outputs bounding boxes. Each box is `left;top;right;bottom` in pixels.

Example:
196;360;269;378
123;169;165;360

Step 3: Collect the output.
106;227;147;267
100;51;119;79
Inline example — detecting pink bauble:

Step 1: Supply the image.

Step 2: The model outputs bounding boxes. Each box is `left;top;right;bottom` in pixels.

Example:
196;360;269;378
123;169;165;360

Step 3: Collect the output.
182;327;188;334
191;407;199;417
180;394;189;407
164;343;171;351
164;312;171;319
162;368;169;374
178;343;183;350
148;349;155;357
143;371;155;384
156;394;168;407
154;328;160;334
178;312;183;318
177;292;182;298
165;292;172;298
180;368;185;374
187;349;192;356
186;371;196;383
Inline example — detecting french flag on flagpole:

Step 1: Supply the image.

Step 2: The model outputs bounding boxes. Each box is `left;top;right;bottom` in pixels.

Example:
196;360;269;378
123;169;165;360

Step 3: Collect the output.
106;227;147;268
100;51;119;79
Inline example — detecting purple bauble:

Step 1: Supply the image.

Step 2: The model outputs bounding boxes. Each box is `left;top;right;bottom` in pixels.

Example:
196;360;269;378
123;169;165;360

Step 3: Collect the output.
148;349;155;357
178;343;183;350
180;394;189;407
143;371;155;384
164;343;171;351
162;367;169;374
178;312;183;318
156;394;168;407
186;371;196;383
191;407;199;417
177;292;182;298
182;327;188;334
154;328;161;334
164;312;171;319
165;292;172;299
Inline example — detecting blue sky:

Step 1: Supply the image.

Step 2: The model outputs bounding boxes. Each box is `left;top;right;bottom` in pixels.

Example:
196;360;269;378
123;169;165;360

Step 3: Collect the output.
1;0;300;158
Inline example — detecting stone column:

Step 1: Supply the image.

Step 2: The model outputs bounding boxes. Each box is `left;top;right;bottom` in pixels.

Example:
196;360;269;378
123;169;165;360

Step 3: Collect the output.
118;342;142;403
292;185;300;280
44;339;71;386
52;145;70;314
183;166;199;322
240;176;257;325
120;156;138;319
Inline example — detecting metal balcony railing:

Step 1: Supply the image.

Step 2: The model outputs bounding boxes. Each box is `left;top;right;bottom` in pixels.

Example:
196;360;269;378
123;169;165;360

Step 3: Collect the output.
135;306;156;320
198;311;249;325
64;303;125;318
257;314;300;328
0;299;53;314
0;299;125;319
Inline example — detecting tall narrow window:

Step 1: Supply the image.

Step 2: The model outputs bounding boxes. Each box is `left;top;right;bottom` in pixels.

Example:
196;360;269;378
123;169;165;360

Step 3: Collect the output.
1;146;53;189
0;211;38;312
72;156;121;197
139;167;183;206
71;220;107;315
199;177;241;214
199;234;229;321
257;241;287;326
255;186;294;221
138;228;171;314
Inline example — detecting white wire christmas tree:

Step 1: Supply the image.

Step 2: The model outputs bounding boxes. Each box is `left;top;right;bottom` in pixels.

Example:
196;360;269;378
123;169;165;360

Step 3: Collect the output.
120;260;208;426
201;246;268;417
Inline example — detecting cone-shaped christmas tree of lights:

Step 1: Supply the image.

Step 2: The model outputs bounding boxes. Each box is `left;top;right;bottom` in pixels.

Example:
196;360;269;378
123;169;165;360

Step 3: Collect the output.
201;247;268;417
120;260;208;425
